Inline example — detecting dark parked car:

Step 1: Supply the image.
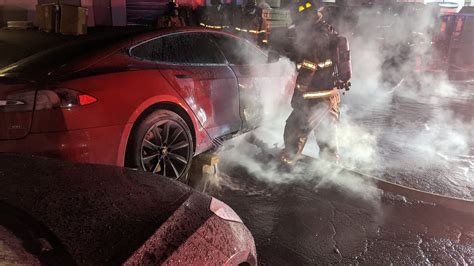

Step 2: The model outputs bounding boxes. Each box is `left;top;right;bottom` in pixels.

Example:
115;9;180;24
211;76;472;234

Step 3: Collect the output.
0;28;294;180
0;153;257;265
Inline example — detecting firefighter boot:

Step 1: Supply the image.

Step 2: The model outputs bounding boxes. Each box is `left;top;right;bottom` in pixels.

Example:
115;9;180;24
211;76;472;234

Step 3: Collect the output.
279;112;310;172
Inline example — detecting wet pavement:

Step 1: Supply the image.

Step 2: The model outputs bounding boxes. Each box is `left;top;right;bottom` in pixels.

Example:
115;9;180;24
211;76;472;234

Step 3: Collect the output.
348;82;474;199
201;81;474;264
204;162;474;264
199;160;474;265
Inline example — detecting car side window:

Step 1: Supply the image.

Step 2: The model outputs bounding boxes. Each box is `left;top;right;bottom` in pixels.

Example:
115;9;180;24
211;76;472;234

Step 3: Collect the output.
130;37;164;61
130;32;226;64
211;33;267;65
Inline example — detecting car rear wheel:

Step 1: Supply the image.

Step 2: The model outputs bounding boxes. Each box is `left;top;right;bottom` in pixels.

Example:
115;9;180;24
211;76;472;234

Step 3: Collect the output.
128;110;193;182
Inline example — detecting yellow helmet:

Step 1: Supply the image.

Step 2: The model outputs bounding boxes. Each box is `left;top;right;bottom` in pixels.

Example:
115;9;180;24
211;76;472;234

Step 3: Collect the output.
297;0;313;13
292;0;323;24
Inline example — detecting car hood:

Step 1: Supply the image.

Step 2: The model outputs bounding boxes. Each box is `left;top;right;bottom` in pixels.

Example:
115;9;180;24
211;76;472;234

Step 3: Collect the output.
0;153;213;265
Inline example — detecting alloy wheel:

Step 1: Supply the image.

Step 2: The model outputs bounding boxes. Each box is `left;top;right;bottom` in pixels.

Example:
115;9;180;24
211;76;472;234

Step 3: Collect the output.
140;119;191;179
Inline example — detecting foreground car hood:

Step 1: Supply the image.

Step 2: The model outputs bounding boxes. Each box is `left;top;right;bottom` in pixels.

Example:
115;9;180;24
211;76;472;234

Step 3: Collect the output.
0;154;212;264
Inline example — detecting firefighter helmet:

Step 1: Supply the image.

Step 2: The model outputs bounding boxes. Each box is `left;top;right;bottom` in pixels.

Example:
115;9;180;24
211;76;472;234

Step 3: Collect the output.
291;0;323;25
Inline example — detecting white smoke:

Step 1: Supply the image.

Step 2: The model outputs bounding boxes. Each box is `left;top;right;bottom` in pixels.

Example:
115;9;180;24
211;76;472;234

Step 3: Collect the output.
215;54;383;202
333;5;473;196
213;4;473;201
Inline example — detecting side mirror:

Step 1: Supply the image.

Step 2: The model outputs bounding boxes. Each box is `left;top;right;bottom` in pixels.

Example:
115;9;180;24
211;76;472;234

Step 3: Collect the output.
268;50;280;63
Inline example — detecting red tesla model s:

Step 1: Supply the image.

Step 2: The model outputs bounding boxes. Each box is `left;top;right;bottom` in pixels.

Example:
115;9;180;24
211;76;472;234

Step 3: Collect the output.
0;28;293;180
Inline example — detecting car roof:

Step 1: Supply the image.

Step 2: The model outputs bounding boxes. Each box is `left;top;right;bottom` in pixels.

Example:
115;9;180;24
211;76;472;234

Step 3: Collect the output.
129;27;246;46
0;27;257;79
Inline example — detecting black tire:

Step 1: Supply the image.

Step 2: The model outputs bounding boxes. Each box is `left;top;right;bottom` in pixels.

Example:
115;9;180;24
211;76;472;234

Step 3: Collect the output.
127;110;193;182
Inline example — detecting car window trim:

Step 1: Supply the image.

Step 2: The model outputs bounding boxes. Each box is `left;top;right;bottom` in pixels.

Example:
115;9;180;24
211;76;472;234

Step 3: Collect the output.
203;32;230;65
128;32;228;66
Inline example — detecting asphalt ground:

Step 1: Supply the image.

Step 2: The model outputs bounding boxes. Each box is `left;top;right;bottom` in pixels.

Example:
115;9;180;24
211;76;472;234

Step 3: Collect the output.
202;159;474;264
201;81;474;264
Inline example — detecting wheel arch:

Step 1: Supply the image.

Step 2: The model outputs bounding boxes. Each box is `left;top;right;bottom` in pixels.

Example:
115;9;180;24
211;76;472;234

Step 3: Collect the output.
123;101;197;168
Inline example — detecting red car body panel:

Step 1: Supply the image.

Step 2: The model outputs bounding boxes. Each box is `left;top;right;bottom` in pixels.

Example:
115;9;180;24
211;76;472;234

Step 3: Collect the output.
4;68;213;166
0;126;123;164
161;65;241;138
0;28;294;167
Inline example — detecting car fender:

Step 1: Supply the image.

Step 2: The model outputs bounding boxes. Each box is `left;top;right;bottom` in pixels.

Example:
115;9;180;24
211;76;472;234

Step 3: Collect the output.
116;94;213;166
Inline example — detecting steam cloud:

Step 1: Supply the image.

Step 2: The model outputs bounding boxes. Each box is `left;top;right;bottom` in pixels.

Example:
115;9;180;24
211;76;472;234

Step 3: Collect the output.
215;4;473;201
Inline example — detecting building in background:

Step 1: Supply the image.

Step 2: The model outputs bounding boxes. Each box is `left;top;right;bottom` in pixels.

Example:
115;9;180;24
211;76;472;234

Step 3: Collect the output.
0;0;127;27
0;0;472;27
0;0;37;25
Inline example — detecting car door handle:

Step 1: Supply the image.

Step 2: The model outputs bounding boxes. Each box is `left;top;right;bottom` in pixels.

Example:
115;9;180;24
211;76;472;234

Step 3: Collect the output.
0;100;25;106
175;74;192;79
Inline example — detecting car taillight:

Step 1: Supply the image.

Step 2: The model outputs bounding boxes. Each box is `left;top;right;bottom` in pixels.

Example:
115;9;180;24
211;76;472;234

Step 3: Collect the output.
0;89;97;112
55;89;98;108
78;94;97;106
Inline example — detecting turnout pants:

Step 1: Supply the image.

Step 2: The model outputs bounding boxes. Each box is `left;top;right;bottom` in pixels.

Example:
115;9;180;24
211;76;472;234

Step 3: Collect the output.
281;90;340;165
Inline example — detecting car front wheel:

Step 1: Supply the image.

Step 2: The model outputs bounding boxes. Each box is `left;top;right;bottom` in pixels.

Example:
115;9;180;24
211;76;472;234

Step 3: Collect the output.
128;110;193;182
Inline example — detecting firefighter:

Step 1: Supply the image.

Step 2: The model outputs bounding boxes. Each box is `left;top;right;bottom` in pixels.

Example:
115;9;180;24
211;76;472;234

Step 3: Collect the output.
157;0;186;28
236;0;265;43
199;0;230;29
279;0;352;168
